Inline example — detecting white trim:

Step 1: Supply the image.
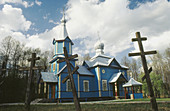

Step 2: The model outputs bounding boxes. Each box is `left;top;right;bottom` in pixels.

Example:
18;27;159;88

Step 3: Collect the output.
56;42;58;54
69;42;72;55
83;80;89;92
58;75;61;98
44;83;46;93
97;67;101;97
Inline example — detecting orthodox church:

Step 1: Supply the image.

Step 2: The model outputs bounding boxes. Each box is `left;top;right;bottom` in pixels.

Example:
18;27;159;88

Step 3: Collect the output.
40;13;129;102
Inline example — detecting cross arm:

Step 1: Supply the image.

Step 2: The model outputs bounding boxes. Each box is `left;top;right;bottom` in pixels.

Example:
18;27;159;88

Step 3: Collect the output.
142;67;152;81
129;50;157;57
132;37;147;42
144;50;157;55
128;52;141;57
62;66;79;83
32;66;47;70
57;54;78;63
28;57;40;62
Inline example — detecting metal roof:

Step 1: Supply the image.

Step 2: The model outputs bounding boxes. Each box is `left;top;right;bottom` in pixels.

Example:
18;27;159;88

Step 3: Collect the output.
56;65;94;76
109;72;127;83
123;78;142;87
77;65;94;76
41;72;58;83
84;54;128;69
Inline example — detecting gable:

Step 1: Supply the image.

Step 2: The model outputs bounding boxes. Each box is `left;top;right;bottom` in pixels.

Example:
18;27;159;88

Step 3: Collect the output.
82;61;89;68
65;37;74;45
109;58;121;68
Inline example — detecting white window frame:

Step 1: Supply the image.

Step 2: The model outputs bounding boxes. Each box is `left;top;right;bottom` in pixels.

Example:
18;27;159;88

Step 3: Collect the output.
66;79;72;92
69;42;72;55
102;80;108;91
83;80;89;92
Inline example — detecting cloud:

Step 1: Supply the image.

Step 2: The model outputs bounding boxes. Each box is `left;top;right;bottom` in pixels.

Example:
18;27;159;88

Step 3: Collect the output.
1;0;169;59
49;19;59;25
35;0;42;6
63;0;170;57
0;4;32;31
25;0;170;57
0;0;34;8
0;4;31;43
22;1;34;8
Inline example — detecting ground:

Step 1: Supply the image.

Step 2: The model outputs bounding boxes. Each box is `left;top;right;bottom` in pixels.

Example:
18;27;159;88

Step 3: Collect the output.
0;98;170;111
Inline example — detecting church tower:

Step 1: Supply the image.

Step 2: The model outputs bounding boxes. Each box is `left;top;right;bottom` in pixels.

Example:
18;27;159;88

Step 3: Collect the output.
52;11;73;57
50;11;74;73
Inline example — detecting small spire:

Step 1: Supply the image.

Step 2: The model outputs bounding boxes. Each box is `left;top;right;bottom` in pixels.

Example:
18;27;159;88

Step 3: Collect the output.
60;8;68;39
94;31;104;55
97;31;101;42
61;8;66;24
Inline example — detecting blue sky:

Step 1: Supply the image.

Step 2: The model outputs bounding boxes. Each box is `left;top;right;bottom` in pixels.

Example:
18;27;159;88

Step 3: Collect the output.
0;0;170;62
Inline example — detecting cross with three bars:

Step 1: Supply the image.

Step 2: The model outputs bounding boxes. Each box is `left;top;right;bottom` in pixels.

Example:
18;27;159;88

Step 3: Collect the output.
128;32;158;111
57;47;81;111
25;53;40;110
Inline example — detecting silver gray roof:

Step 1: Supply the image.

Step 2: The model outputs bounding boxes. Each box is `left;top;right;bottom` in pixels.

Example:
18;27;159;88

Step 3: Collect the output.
77;65;94;76
56;65;94;76
84;54;128;69
123;78;142;87
41;72;58;83
109;72;127;83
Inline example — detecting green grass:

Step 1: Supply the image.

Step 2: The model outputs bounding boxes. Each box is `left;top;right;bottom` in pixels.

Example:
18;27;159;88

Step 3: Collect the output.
107;98;170;103
0;103;170;111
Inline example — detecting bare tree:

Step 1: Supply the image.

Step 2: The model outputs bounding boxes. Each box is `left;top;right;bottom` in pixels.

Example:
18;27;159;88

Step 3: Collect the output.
121;56;141;80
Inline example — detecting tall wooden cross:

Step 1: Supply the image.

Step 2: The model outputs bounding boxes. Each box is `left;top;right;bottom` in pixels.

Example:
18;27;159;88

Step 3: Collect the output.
57;47;81;111
25;53;40;110
128;32;158;111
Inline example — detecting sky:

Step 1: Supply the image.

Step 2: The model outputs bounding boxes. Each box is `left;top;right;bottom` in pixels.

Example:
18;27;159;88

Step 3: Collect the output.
0;0;170;62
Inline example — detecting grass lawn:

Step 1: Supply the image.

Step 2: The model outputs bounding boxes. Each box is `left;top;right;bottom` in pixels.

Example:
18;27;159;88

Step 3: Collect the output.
0;102;170;111
108;98;170;103
0;98;170;111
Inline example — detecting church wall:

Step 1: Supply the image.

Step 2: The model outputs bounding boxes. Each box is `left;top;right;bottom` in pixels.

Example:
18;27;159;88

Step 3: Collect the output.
99;66;119;97
60;73;78;99
79;76;97;98
121;69;128;80
89;68;99;97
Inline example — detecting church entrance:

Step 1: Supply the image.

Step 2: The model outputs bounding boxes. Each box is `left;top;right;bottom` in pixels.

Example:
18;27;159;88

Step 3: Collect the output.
112;79;126;98
50;84;57;99
113;82;119;98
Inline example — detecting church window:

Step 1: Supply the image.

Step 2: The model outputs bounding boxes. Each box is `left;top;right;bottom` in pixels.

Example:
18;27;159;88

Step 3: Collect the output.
66;79;72;92
102;80;107;91
83;80;89;92
57;42;63;54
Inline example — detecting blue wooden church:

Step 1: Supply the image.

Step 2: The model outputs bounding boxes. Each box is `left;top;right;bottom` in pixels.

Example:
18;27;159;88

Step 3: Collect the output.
40;13;129;102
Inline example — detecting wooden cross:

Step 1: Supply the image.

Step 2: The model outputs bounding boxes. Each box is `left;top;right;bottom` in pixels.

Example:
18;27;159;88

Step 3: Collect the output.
128;32;158;111
57;47;81;111
25;53;40;110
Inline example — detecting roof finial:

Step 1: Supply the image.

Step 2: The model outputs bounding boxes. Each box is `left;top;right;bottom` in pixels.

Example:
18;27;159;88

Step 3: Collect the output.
95;31;104;55
97;31;101;42
60;7;68;39
61;7;66;24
